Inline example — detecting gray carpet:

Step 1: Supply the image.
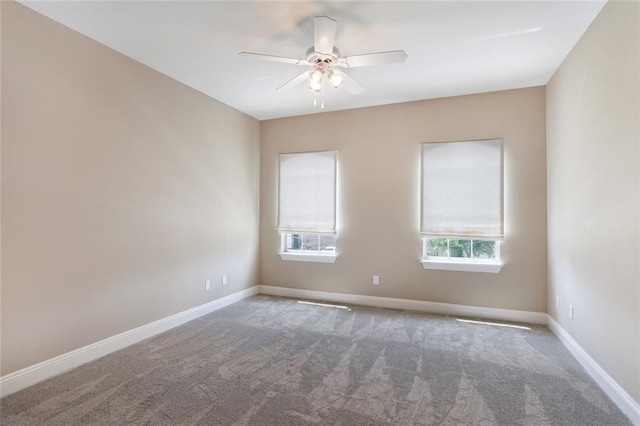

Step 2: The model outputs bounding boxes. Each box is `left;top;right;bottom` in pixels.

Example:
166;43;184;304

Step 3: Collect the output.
0;295;631;425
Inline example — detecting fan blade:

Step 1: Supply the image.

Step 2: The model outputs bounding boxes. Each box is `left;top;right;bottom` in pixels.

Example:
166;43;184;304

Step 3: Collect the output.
314;16;337;55
340;50;407;68
277;72;310;91
239;52;308;66
334;70;365;94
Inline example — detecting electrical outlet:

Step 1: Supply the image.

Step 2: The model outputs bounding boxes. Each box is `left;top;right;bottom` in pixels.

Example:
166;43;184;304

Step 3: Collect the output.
205;280;211;291
556;296;560;308
222;275;227;286
373;275;379;285
569;305;574;320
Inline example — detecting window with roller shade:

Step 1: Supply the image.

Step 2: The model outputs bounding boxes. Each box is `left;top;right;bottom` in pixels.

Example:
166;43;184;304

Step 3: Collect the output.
420;139;504;273
278;151;337;263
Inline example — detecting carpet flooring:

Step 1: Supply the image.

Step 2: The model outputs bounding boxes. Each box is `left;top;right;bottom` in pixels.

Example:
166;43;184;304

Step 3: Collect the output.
0;295;631;425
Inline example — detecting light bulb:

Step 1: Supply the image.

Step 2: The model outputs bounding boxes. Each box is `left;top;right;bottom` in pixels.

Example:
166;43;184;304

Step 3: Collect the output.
328;71;343;89
309;79;322;92
310;69;323;82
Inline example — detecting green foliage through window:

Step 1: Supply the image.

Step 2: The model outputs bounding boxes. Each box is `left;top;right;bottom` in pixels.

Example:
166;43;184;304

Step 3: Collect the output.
426;238;496;259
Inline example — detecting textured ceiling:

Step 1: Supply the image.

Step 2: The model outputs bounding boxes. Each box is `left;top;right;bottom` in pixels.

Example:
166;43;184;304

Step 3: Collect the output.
21;1;606;120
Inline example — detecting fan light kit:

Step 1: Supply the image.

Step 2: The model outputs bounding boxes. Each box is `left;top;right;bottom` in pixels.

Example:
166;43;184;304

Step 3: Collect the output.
240;16;407;108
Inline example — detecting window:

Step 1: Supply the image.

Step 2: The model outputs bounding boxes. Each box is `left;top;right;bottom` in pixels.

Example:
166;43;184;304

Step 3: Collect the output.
423;238;501;272
283;233;336;253
425;238;498;259
420;139;503;273
278;151;337;263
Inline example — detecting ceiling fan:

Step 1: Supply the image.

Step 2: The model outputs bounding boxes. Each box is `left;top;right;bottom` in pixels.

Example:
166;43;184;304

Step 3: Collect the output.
239;16;407;104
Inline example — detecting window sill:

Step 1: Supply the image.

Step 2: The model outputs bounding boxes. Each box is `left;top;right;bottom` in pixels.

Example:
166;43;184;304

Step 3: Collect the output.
279;252;337;264
421;259;503;273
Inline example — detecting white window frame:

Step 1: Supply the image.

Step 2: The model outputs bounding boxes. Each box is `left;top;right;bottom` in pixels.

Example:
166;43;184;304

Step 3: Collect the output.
421;238;503;273
279;233;337;263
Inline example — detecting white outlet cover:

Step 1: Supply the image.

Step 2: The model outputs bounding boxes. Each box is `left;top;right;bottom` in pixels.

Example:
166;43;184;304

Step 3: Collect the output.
205;280;211;290
373;275;379;285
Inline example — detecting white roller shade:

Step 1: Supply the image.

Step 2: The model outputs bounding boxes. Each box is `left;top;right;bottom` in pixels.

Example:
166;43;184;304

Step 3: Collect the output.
278;151;336;234
421;139;503;239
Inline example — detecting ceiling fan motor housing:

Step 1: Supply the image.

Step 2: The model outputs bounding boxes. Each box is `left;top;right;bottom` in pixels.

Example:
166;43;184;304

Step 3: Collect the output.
305;46;341;71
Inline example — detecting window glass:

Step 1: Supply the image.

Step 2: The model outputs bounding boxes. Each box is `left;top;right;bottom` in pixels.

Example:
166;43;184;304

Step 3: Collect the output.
472;240;496;259
283;233;336;254
425;238;497;261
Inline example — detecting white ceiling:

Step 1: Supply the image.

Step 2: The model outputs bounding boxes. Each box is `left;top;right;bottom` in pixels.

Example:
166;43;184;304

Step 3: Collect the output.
21;1;606;121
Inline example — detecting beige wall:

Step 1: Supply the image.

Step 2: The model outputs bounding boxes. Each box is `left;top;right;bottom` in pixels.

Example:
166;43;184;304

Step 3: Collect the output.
260;87;548;313
546;0;639;403
1;2;260;375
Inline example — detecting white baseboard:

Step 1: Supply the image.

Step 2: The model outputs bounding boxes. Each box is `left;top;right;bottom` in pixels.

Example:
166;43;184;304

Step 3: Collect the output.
258;285;548;324
0;286;259;398
257;286;639;423
547;316;640;425
5;284;637;426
